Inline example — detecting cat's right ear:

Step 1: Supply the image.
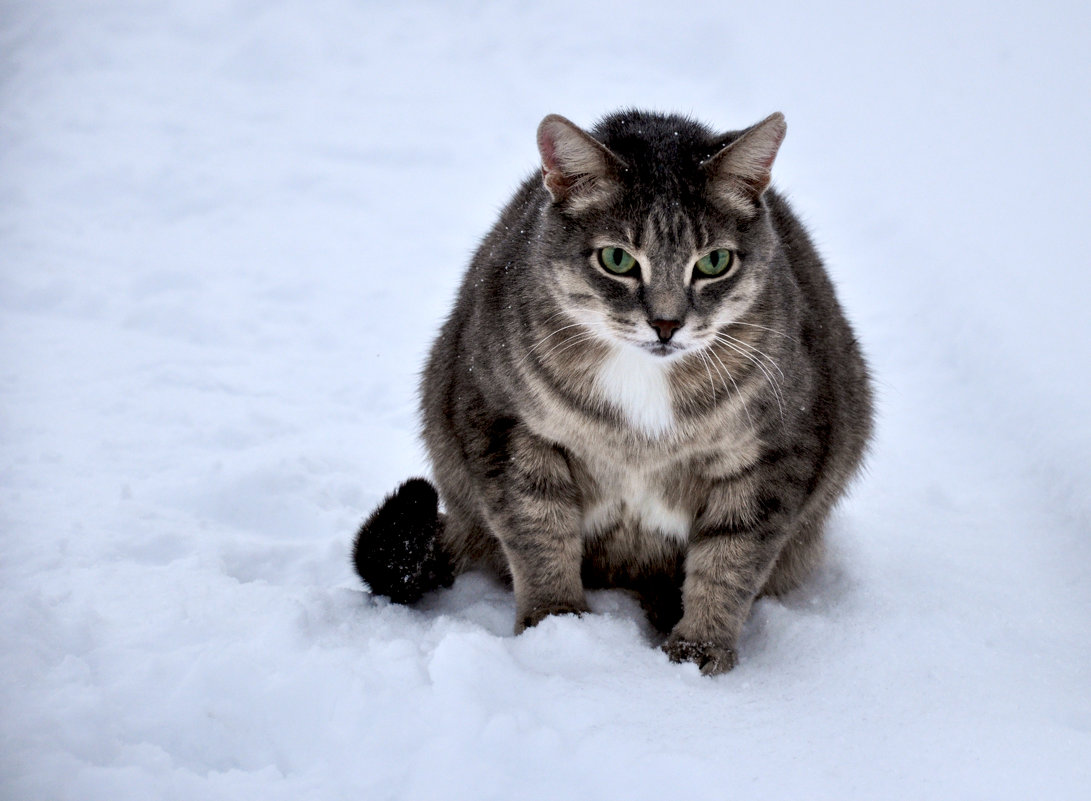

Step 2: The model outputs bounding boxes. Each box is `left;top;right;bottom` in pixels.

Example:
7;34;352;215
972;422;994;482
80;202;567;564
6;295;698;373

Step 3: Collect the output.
537;115;626;210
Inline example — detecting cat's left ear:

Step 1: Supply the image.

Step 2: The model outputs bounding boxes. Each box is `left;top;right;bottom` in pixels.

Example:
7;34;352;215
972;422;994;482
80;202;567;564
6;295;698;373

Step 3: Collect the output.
703;112;787;212
537;114;626;210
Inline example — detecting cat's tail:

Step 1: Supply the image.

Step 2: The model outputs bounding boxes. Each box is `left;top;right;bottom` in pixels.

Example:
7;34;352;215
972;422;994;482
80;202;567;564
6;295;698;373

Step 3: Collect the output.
351;478;455;604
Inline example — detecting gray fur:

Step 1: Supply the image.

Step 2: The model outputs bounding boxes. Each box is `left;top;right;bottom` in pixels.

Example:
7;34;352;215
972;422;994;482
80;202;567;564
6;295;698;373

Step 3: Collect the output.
412;110;872;674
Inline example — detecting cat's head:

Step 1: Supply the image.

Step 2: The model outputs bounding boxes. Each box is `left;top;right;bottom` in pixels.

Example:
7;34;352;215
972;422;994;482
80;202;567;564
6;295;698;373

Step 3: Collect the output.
534;110;786;360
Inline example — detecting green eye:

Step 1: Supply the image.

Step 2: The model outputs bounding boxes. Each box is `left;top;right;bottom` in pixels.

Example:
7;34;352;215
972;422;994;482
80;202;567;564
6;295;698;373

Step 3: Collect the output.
695;249;735;278
598;246;638;275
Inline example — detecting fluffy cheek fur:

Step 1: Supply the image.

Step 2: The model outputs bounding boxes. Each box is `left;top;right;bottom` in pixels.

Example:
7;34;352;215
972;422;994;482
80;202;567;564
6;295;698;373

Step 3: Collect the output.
548;262;640;344
688;268;763;341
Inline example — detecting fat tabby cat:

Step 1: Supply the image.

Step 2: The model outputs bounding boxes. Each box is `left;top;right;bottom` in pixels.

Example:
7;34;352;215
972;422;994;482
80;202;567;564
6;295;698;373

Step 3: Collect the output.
353;110;873;674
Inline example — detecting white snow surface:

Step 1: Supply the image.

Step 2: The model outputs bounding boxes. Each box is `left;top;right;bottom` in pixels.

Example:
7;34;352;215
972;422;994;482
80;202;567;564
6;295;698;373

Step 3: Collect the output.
2;1;1089;798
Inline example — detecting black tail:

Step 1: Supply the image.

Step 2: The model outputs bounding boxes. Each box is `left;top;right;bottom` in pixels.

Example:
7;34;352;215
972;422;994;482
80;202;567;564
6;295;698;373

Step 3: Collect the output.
352;478;454;604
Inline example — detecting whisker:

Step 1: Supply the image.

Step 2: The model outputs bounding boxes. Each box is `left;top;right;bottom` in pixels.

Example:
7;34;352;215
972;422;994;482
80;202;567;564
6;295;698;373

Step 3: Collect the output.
537;308;575;330
540;330;596;359
705;345;757;433
713;336;785;421
696;350;716;403
519;320;591;366
542;320;613;359
531;321;588;351
717;332;785;380
727;320;799;343
547;331;605;361
713;334;787;414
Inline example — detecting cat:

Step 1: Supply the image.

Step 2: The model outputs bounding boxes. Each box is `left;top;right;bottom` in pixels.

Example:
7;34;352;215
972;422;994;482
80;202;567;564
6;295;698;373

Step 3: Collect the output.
353;109;873;675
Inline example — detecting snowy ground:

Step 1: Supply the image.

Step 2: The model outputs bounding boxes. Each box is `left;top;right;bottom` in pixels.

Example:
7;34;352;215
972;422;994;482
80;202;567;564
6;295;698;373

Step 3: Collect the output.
2;1;1089;798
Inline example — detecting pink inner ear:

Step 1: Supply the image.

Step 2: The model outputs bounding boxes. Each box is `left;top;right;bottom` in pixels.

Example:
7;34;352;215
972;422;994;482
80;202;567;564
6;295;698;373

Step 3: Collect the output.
537;124;574;196
757;144;779;171
538;128;559;173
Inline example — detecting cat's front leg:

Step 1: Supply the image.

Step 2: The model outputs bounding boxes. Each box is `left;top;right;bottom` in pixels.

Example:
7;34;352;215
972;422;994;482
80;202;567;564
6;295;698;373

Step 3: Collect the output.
480;424;588;633
664;488;798;675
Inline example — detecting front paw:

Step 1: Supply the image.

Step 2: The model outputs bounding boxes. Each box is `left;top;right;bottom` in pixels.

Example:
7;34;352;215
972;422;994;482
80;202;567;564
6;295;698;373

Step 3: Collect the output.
662;632;738;675
515;601;591;633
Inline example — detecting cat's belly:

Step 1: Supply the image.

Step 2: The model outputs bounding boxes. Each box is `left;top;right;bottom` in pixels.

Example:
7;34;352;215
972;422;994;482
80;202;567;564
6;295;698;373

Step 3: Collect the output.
579;466;690;543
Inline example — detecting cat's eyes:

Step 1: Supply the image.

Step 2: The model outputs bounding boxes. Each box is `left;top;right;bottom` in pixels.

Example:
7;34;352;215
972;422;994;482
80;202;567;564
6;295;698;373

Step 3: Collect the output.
596;247;733;279
694;249;735;278
598;246;639;276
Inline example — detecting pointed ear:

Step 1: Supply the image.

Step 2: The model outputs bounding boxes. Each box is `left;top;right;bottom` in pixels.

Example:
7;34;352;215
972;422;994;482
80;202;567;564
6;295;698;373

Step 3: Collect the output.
702;112;787;212
537;114;626;210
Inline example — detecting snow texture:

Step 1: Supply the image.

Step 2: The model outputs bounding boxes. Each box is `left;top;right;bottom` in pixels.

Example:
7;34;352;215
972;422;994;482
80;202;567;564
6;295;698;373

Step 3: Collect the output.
2;1;1089;799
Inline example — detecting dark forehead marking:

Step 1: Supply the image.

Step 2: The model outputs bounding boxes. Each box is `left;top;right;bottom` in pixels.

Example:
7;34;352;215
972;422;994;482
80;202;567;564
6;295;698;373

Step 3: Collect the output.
633;200;699;258
588;110;741;246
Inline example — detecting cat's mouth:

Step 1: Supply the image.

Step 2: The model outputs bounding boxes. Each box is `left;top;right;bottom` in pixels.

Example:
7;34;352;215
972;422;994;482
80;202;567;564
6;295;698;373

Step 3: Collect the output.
641;341;687;358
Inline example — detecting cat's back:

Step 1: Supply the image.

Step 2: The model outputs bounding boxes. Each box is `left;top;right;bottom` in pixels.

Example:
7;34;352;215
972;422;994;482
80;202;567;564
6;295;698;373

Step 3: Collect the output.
420;174;544;400
762;189;873;482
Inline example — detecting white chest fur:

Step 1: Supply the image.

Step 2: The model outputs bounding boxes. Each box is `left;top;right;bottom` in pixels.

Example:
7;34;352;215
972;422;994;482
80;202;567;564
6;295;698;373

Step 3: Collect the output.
594;345;675;437
580;461;691;543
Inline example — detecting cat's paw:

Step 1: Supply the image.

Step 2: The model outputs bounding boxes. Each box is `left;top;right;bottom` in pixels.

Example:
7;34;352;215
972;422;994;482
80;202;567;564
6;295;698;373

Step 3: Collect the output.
515;601;591;633
662;633;738;675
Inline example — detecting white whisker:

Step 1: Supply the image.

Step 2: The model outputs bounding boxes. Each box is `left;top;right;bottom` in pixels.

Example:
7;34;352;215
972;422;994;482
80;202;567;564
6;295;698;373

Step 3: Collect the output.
713;335;785;421
542;328;607;361
705;344;757;433
519;320;591;366
696;350;716;403
717;332;785;380
728;320;798;343
531;321;588;350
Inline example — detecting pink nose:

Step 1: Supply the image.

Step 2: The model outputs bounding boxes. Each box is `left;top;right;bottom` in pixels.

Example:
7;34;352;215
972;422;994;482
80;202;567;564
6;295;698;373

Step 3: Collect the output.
649;319;682;342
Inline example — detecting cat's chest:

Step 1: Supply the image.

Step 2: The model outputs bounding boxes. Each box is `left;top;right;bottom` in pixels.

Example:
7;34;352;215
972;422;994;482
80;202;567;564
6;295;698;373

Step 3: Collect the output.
593;345;676;437
577;456;691;542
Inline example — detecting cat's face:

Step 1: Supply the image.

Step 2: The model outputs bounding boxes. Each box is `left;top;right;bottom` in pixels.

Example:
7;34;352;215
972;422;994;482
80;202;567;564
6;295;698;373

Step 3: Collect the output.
535;111;786;363
547;202;767;361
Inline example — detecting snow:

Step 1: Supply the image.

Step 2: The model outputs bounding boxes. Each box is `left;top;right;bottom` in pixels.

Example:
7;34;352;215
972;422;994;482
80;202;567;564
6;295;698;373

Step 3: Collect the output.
2;1;1089;798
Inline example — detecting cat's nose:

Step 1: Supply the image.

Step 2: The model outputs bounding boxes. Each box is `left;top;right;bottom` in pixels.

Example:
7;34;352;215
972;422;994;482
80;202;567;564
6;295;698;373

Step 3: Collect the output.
649;319;682;342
